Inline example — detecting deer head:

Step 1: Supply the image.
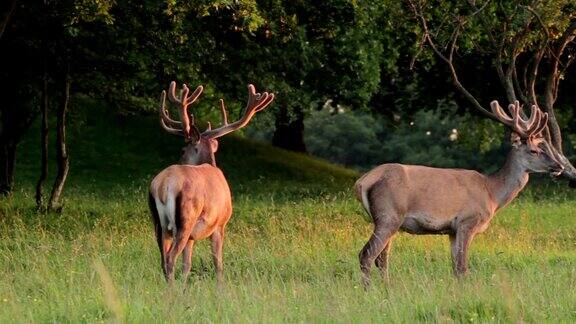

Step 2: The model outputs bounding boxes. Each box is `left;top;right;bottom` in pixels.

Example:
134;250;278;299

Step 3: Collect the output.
490;100;564;176
159;81;275;166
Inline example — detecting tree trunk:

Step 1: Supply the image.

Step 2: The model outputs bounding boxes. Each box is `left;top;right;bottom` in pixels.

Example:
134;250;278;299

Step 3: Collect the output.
0;0;17;39
542;83;564;153
49;69;70;211
36;69;49;209
272;104;307;153
0;106;34;197
0;137;17;196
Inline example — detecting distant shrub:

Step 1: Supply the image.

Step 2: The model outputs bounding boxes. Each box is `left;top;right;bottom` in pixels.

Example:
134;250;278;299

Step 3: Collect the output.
383;100;506;171
304;99;507;172
304;108;385;168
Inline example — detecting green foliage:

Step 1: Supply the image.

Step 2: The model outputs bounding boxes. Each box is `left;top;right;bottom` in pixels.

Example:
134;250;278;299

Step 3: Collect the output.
68;0;116;24
457;115;505;155
305;107;385;168
412;0;575;57
66;0;387;121
384;102;466;168
405;0;576;121
384;100;506;171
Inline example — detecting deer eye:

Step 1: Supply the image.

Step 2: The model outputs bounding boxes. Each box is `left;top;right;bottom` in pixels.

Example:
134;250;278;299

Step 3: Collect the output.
529;149;539;155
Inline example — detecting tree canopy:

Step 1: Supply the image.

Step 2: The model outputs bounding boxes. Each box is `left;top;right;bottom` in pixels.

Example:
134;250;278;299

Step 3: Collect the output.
1;0;575;203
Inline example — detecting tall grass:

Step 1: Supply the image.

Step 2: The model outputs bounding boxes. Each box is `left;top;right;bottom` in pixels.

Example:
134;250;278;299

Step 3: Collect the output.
1;110;575;322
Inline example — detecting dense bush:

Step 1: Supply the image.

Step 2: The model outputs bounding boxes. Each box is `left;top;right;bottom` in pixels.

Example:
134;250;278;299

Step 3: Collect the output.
304;107;385;168
303;100;507;172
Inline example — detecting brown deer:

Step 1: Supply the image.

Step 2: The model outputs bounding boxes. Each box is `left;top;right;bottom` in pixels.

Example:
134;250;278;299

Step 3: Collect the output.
148;81;274;284
355;100;576;287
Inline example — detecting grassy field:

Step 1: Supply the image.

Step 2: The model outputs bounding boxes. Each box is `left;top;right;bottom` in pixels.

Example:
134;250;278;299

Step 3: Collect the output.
1;110;576;322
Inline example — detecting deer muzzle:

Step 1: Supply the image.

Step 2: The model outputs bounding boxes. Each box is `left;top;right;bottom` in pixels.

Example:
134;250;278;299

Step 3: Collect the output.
558;163;576;187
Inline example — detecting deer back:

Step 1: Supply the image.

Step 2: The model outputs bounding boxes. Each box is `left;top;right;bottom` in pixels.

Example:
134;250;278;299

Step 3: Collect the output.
356;164;497;222
150;164;232;224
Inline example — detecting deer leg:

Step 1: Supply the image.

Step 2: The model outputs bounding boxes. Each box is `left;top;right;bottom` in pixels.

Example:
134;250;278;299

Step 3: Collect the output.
182;239;196;284
375;239;393;280
165;225;194;283
150;195;172;279
211;227;225;285
153;221;173;278
359;220;399;288
451;227;476;277
449;233;457;273
160;232;173;278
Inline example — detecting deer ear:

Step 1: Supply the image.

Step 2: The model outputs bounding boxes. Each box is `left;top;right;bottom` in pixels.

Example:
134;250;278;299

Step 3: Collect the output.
510;132;522;148
210;139;219;153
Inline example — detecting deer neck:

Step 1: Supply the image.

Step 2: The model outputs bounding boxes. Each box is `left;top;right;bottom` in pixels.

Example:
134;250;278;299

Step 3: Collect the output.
179;149;217;167
486;149;529;210
196;153;217;167
197;140;217;167
205;152;217;167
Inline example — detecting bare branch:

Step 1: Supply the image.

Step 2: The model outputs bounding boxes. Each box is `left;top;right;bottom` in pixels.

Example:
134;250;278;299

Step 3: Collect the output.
557;52;576;92
521;5;550;40
0;0;17;39
506;9;540;105
408;0;493;118
528;49;544;107
465;0;497;45
447;20;461;62
511;56;528;104
552;21;576;101
467;0;520;103
494;26;517;102
546;19;576;106
519;53;529;92
468;0;491;17
409;32;427;70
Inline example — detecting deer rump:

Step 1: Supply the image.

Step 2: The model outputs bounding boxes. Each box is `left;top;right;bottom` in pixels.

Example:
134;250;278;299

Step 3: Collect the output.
149;164;232;240
356;164;496;235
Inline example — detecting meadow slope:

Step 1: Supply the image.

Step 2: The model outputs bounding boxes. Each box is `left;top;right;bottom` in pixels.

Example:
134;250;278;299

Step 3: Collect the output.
1;111;576;322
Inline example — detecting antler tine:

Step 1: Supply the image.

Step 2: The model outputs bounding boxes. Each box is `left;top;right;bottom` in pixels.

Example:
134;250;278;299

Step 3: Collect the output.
511;101;548;137
247;85;274;112
219;99;228;125
532;111;548;136
507;102;525;136
526;107;548;137
161;109;182;127
167;81;202;110
186;85;204;106
490;100;550;139
255;93;275;112
158;90;184;136
202;84;275;139
490;100;515;125
490;100;527;136
167;81;180;104
524;103;539;132
159;89;183;128
159;81;204;141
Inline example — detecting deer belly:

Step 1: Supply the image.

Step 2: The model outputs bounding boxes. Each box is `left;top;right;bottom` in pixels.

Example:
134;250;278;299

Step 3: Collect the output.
400;213;454;235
